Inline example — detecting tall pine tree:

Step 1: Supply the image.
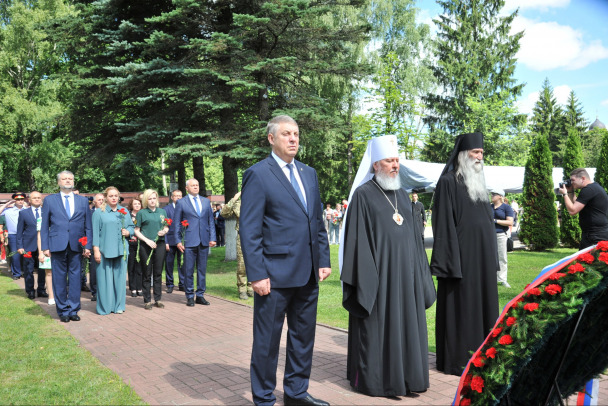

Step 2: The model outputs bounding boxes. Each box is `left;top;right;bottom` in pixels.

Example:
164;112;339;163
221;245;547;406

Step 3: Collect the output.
559;128;584;247
520;134;559;250
423;0;523;160
530;78;565;166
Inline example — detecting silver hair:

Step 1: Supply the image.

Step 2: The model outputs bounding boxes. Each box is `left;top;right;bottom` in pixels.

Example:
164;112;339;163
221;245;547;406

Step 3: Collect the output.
374;166;401;190
56;170;74;181
456;150;488;203
185;178;198;187
266;115;298;137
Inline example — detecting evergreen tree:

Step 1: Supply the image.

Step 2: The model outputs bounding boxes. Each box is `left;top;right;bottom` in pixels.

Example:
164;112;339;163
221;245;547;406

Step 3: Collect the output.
519;134;559;250
530;78;565;166
424;0;523;145
594;129;608;190
559;128;584;247
563;90;588;135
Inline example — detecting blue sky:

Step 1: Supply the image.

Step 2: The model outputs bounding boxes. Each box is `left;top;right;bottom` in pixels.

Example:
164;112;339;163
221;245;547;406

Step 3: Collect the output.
416;0;608;126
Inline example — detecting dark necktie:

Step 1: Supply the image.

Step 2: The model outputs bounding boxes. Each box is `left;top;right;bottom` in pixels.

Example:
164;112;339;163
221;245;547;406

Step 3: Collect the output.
35;208;39;219
287;164;307;213
64;195;71;218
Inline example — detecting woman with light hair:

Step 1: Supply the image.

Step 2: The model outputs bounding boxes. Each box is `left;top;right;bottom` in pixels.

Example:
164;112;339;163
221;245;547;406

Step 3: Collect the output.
135;189;169;310
92;187;134;315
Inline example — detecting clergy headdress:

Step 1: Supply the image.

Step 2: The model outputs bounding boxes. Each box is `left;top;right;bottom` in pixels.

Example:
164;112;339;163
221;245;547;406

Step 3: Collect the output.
339;135;400;274
440;132;484;177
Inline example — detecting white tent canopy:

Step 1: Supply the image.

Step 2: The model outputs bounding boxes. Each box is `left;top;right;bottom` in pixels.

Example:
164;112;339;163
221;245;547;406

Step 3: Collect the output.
399;159;596;194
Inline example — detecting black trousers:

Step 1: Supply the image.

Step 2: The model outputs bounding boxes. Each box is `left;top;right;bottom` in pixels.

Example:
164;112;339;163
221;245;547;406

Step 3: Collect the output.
139;242;166;303
127;242;142;291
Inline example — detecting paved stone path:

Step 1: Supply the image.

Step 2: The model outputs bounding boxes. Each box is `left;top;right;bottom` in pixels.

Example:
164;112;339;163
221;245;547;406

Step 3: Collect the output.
5;251;608;405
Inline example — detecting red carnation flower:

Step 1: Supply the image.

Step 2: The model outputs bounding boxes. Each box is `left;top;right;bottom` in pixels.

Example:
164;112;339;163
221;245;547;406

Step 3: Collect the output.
599;252;608;264
568;263;585;274
485;347;497;359
165;218;173;226
545;284;562;295
472;355;485;368
491;327;503;337
527;287;542;296
499;335;513;345
471;376;484;393
596;241;608;251
506;316;517;327
78;236;88;246
461;398;471;406
23;251;32;258
577;253;595;264
548;272;566;280
118;208;128;215
524;302;539;312
181;220;189;227
463;373;472;387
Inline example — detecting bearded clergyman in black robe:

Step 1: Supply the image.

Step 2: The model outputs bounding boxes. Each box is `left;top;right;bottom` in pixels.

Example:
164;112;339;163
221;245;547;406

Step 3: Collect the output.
430;132;499;376
340;135;436;396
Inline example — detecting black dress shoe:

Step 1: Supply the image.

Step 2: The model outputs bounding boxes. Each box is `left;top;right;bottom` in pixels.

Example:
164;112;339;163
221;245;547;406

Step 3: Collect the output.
81;285;91;292
131;292;137;297
12;276;20;280
195;296;210;305
27;292;35;299
91;295;97;302
178;286;185;292
284;394;329;406
69;315;81;321
38;291;49;298
186;298;195;307
59;316;70;323
167;286;174;294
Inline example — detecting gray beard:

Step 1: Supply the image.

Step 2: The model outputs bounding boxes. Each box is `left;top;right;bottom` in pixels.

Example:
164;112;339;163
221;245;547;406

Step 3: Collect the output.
456;151;488;203
375;170;401;190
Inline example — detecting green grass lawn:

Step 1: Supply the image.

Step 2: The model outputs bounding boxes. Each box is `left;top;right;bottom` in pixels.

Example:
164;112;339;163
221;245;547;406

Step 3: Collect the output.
1;245;577;404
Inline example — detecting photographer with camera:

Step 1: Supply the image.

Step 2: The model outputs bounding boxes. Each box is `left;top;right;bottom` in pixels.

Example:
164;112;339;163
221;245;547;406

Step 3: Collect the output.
559;168;608;249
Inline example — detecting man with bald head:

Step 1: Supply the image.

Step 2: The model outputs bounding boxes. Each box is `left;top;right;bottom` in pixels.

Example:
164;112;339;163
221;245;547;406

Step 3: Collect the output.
171;178;216;307
17;191;47;299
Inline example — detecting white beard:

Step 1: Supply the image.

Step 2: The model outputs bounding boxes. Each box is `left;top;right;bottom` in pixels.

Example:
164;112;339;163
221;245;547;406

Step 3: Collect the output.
456;151;488;203
375;170;401;190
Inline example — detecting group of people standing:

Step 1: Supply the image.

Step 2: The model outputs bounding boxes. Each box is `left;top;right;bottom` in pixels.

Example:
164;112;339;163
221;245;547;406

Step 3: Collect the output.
323;203;345;245
1;173;219;322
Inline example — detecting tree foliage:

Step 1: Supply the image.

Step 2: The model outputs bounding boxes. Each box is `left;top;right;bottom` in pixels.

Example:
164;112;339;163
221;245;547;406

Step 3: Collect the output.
594;129;608;190
423;0;523;161
520;134;559;250
559;128;584;248
530;78;565;166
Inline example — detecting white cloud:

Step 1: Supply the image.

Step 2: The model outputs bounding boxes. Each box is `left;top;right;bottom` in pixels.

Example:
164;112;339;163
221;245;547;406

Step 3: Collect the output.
512;16;608;71
516;85;571;116
503;0;569;13
601;99;608;107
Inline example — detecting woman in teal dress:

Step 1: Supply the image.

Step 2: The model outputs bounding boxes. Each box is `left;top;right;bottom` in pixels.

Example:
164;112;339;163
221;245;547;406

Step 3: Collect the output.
92;187;134;315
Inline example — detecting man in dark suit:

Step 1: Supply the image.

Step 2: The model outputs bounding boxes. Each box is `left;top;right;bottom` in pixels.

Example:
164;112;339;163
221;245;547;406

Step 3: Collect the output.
240;115;331;406
172;179;216;306
17;191;47;299
164;189;184;293
41;171;92;323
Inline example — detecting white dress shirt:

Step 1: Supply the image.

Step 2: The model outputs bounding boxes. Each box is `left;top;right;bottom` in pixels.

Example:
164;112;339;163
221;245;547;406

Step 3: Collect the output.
271;152;307;204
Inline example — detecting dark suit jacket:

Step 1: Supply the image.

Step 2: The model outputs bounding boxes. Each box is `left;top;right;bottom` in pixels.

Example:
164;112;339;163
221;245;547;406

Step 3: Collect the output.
171;195;216;248
164;203;180;246
40;193;92;252
17;208;39;252
240;155;330;288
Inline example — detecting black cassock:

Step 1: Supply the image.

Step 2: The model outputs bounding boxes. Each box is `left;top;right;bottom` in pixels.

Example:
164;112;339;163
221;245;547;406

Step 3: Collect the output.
341;178;435;396
430;171;499;376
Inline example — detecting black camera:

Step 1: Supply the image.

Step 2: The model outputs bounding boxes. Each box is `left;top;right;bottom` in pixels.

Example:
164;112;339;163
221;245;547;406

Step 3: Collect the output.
559;179;572;188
